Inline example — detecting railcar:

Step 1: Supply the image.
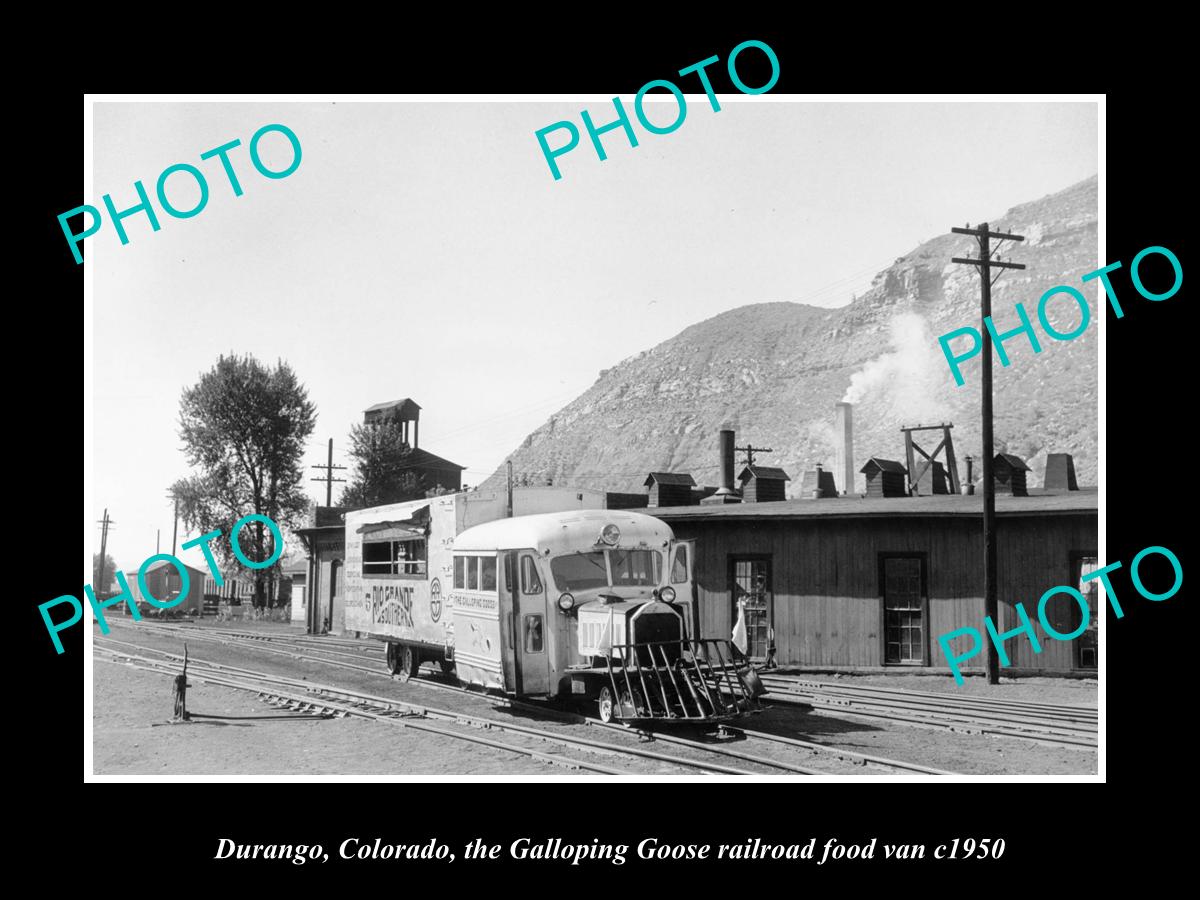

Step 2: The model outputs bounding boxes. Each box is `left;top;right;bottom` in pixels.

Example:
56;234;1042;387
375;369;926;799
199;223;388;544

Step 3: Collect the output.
344;499;763;724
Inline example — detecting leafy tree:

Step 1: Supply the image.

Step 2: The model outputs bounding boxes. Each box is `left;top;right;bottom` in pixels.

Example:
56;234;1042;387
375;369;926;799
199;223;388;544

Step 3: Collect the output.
339;421;428;508
172;354;316;607
92;553;117;595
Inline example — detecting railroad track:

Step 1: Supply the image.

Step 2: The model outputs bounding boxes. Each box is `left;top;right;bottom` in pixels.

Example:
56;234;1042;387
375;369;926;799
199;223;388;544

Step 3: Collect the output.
99;621;952;776
97;638;849;776
759;675;1098;750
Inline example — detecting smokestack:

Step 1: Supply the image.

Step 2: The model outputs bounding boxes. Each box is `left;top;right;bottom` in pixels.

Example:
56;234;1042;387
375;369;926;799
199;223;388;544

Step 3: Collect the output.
715;429;736;496
835;402;855;496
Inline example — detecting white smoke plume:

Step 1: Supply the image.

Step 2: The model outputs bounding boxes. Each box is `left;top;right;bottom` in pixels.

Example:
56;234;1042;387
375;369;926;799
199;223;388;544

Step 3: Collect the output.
842;312;952;424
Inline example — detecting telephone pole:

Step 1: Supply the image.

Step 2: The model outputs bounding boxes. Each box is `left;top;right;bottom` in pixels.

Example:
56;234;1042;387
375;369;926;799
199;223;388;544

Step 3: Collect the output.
311;438;347;507
506;460;514;518
951;221;1026;686
97;509;114;595
735;444;773;468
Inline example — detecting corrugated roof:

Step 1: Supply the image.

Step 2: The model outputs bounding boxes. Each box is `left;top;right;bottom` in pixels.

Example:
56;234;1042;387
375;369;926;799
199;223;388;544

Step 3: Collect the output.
644;472;697;487
651;488;1097;521
738;466;791;482
861;457;907;475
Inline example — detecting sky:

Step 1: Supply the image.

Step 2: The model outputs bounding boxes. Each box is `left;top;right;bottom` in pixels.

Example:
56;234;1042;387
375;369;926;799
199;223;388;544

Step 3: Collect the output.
90;99;1097;572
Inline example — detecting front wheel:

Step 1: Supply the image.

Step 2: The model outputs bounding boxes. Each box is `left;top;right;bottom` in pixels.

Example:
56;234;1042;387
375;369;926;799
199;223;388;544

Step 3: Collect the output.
598;686;615;723
439;659;454;677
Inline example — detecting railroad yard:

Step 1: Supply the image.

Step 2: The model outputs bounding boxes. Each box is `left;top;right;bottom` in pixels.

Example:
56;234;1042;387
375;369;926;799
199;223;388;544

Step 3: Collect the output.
94;619;1098;777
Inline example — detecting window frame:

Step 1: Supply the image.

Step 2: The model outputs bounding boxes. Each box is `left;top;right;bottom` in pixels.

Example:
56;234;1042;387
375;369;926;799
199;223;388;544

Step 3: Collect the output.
877;552;930;667
671;544;689;585
520;555;544;595
362;536;427;579
728;554;773;663
1070;550;1100;670
523;614;545;654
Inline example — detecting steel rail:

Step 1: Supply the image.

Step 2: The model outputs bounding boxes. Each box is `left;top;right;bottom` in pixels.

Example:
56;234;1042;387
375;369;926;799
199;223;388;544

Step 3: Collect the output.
763;682;1097;737
760;675;1097;718
763;683;1097;735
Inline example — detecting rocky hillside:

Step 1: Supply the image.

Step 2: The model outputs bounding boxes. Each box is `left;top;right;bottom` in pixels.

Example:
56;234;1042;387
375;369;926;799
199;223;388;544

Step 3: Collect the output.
486;176;1098;496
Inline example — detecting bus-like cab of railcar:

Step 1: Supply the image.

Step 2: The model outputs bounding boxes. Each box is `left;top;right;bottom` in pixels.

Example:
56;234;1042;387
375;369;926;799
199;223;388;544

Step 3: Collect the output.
448;510;694;694
450;509;761;724
550;531;697;664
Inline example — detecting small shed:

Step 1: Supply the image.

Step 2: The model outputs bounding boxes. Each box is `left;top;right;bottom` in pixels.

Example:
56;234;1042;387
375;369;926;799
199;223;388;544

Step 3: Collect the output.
644;472;697;507
132;559;206;615
798;465;838;499
994;453;1031;497
861;458;908;498
738;466;791;503
915;460;949;495
1043;453;1079;491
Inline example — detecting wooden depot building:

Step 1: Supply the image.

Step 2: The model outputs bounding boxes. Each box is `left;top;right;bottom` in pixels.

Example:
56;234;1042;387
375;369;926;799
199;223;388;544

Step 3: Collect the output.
652;488;1098;677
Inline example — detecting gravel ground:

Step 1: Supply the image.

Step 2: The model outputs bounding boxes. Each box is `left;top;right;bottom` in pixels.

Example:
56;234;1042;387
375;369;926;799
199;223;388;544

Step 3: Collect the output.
92;619;1097;776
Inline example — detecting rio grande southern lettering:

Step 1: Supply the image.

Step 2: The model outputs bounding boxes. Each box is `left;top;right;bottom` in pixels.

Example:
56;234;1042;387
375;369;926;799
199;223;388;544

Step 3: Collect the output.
370;584;415;628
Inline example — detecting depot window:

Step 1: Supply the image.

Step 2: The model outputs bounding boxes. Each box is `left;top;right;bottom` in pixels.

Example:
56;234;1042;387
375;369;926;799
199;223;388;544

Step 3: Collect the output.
363;538;427;577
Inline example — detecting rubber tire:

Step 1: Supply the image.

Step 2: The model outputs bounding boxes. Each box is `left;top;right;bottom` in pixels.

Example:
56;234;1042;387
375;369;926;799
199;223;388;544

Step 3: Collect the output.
439;659;454;677
386;642;402;676
396;645;420;682
598;686;615;723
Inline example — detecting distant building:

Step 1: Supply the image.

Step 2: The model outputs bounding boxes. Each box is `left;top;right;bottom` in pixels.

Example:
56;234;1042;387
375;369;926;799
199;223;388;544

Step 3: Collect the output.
282;556;308;625
362;398;465;492
128;559;206;615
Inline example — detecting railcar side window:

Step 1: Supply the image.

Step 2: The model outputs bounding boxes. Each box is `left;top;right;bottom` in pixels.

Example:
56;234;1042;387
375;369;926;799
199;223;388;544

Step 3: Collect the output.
362;538;427;576
524;615;544;653
467;556;479;590
454;556;465;589
363;540;392;575
481;556;497;592
521;555;543;594
671;545;689;584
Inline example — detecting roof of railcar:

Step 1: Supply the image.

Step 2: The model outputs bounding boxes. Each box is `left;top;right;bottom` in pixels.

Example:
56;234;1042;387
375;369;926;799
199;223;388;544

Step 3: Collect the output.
452;509;675;552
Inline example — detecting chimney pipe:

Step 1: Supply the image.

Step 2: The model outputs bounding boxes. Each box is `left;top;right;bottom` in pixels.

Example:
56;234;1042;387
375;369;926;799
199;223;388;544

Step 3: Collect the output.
715;429;736;496
835;401;855;496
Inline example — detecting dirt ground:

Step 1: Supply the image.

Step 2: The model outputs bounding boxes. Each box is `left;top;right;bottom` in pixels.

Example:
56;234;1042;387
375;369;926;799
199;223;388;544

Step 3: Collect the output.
92;619;1098;777
93;657;567;776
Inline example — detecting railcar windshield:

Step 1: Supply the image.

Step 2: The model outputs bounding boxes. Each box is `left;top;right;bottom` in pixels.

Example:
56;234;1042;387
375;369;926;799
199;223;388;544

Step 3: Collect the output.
550;549;663;592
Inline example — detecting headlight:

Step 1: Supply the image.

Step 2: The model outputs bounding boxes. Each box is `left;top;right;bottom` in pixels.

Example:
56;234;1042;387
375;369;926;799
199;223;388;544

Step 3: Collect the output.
557;592;575;612
659;585;676;603
600;523;621;545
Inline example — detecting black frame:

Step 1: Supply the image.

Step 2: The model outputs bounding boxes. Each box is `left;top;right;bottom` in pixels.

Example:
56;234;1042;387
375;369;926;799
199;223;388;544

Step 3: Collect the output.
877;552;930;666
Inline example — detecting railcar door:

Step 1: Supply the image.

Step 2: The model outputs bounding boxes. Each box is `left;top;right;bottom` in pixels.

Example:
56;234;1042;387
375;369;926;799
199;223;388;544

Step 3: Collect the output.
669;540;696;638
509;550;550;695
